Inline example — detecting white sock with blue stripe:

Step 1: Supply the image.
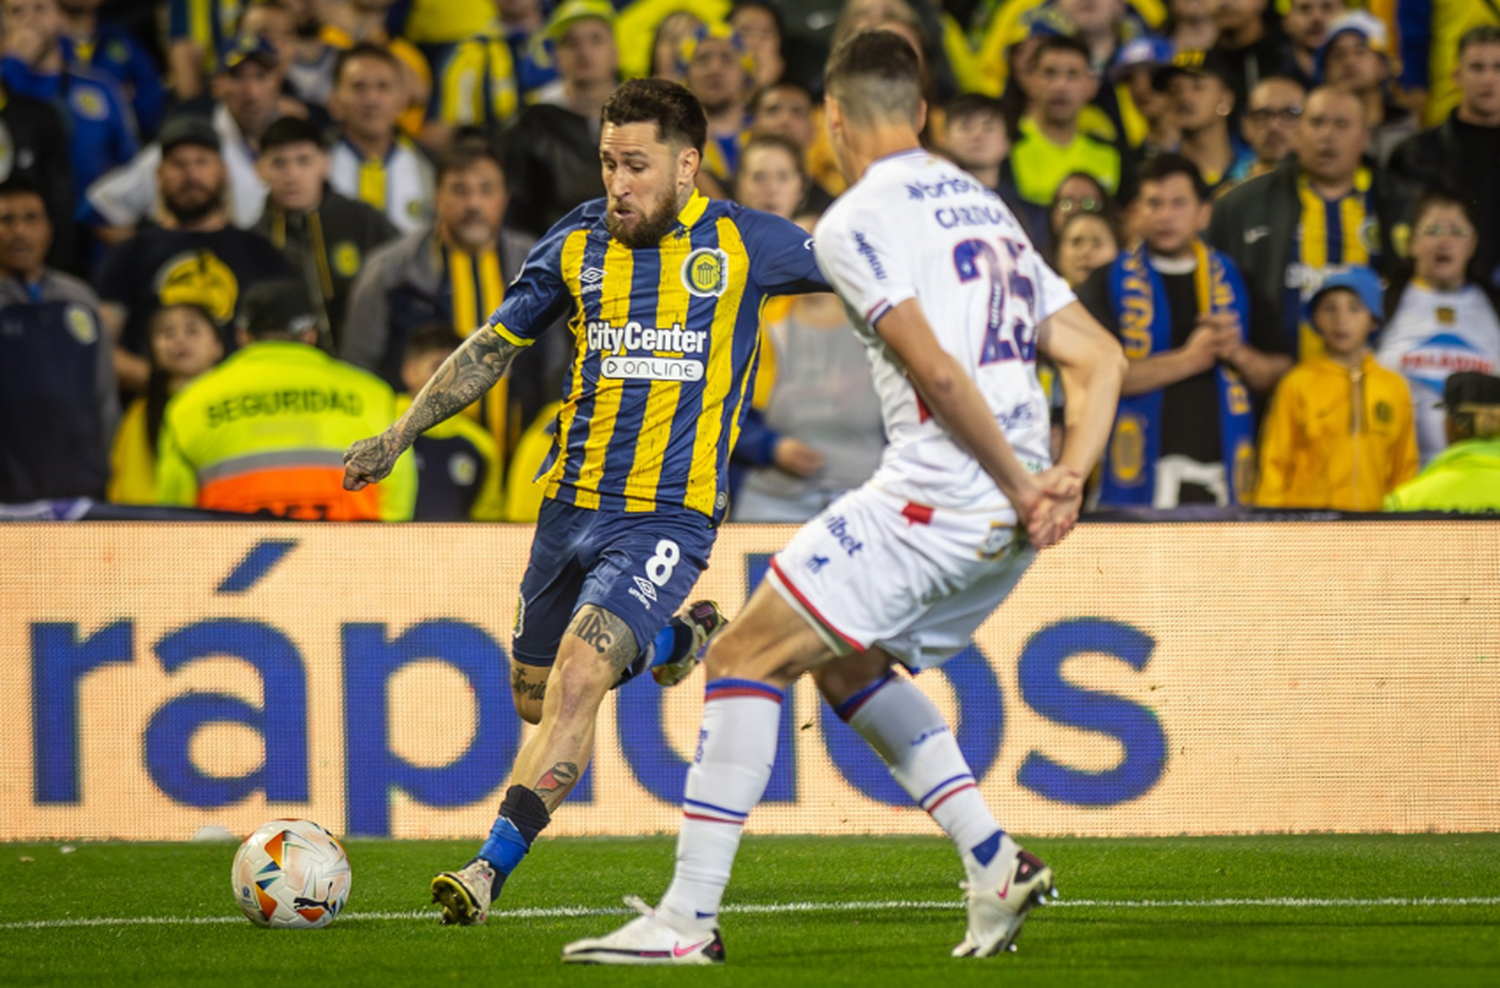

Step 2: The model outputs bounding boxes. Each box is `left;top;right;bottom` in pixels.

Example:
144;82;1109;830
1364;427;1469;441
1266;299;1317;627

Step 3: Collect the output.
840;674;1012;881
657;677;784;927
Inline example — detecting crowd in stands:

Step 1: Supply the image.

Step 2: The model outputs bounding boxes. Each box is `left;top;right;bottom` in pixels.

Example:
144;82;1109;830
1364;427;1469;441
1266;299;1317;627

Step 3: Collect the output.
1;0;1497;520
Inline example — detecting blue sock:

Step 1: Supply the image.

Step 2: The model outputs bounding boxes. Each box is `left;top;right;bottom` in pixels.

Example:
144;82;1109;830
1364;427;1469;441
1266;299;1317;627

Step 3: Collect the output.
647;620;689;669
473;785;551;901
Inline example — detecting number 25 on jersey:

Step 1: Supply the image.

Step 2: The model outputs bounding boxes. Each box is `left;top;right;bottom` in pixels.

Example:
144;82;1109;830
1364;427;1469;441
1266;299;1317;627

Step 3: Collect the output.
953;238;1037;366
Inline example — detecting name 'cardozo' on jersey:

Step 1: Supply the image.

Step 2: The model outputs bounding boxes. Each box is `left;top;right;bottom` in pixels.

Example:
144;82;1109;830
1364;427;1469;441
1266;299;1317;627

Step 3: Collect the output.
813;149;1077;517
485;191;825;521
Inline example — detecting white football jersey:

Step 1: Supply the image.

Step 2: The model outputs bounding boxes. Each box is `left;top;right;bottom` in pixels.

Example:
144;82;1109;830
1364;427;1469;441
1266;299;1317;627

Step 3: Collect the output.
1375;281;1500;465
329;136;436;235
814;150;1076;514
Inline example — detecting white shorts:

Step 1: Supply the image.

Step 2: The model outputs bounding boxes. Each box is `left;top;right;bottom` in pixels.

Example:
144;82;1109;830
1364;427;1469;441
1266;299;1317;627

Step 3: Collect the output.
765;484;1036;670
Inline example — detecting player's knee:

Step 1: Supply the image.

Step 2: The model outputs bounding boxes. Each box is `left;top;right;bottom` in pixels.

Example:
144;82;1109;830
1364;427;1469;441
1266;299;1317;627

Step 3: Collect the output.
547;646;617;719
702;628;773;681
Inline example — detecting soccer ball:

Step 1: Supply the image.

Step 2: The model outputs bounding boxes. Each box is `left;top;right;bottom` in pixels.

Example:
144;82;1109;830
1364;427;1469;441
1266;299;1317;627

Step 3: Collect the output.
231;819;352;929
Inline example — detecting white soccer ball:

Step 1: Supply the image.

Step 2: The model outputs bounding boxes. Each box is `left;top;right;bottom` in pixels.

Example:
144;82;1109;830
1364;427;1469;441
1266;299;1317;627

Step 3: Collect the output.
231;819;352;929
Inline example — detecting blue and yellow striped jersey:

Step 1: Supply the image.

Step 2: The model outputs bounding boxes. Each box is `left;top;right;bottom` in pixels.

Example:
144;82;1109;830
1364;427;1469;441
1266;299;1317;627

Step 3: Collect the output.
488;191;826;522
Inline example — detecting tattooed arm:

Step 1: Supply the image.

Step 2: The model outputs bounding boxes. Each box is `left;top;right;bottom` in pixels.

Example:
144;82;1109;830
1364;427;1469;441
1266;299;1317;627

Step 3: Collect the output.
344;326;524;490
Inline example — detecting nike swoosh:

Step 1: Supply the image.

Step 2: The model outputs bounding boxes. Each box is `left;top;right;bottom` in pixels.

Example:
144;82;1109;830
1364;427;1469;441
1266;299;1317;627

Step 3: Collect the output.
996;873;1012;900
674;938;712;958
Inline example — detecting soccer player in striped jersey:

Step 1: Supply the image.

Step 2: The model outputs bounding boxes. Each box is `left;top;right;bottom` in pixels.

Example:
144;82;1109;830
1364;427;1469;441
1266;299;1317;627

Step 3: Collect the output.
342;77;827;923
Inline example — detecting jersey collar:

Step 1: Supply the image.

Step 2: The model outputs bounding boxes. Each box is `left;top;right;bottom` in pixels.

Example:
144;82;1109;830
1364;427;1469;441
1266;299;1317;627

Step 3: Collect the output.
674;189;710;234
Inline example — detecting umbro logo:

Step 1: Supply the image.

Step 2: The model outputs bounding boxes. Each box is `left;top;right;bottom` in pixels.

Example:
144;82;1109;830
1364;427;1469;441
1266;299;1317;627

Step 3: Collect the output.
581;267;605;293
632;576;659;603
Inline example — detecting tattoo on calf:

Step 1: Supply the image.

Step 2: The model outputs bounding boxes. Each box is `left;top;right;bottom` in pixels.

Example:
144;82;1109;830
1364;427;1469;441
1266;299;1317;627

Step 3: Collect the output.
534;761;579;794
510;666;546;703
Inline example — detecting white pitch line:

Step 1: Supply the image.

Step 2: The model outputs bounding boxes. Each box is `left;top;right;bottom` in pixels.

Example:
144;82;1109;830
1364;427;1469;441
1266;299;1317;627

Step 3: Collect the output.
4;897;1499;932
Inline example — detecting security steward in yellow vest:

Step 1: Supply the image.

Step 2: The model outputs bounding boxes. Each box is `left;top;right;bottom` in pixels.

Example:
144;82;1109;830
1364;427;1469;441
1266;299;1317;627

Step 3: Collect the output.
157;279;416;520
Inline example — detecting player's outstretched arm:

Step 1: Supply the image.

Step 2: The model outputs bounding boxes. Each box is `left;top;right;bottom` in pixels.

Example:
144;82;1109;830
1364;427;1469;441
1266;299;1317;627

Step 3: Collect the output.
1038;300;1128;482
876;299;1075;546
344;326;523;490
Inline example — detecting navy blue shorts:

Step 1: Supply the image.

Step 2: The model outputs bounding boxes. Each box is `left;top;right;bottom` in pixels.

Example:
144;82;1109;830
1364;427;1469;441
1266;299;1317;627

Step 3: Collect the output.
511;498;717;667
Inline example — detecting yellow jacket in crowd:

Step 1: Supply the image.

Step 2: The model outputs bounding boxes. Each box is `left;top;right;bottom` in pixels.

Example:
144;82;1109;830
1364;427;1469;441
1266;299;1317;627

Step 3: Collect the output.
107;397;157;505
1385;437;1500;513
1256;353;1419;511
157;342;416;521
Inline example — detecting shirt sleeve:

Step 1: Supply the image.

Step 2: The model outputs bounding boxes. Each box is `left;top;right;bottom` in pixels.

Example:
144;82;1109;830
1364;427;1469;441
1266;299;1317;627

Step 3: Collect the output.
812;202;916;326
154;408;197;506
486;209;580;345
736;207;829;296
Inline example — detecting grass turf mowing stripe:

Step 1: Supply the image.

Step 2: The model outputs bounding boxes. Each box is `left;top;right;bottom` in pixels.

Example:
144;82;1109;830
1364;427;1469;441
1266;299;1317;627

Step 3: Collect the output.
6;896;1500;932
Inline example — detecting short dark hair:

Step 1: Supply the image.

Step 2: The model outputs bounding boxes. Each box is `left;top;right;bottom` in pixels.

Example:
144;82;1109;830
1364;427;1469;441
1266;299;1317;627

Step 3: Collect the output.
260;115;326;154
945;92;1006;125
1458;25;1500;56
0;176;46;204
333;41;402;86
1034;34;1093;69
435;135;507;186
1412;187;1480;232
601;78;708;155
1136;152;1211;202
751;79;812;117
824;29;923;126
405;323;461;361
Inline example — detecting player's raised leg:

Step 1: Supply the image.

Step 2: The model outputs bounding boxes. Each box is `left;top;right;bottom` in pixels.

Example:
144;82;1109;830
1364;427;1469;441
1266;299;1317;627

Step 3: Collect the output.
815;655;1056;957
561;581;833;964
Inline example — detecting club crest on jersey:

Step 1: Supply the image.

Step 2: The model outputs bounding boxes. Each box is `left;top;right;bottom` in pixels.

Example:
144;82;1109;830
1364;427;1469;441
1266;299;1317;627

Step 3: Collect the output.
682;248;728;298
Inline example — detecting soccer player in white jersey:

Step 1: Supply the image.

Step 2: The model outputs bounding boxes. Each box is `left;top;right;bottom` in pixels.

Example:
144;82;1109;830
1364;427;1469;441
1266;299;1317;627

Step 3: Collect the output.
563;30;1127;964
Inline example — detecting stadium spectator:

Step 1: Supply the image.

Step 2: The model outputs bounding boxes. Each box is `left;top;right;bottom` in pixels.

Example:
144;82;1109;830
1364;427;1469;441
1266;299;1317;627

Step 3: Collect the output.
0;72;75;271
1166;0;1218;55
1080;154;1263;508
1397;0;1499;127
85;35;284;231
732;217;882;523
317;0;433;139
682;23;753;189
95;116;291;393
1206;0;1291;111
327;43;434;236
398;324;503;522
157;279;416;520
243;0;339;112
1209;86;1404;373
1158;55;1254;192
1108;35;1179;155
59;0;166;139
1054;206;1122;289
1232;74;1305;184
166;0;238;100
1376;191;1500;466
1046;171;1108;254
0;0;138;200
750;80;836;209
1006;34;1124;208
340;138;564;469
726;146;826;502
648;10;702;84
1318;11;1415;167
943;92;1044;243
1388;27;1500;288
107;303;223;504
1385;371;1500;513
503;0;618;241
429;1;523;146
253;116;399;351
729;1;783;90
0;178;115;503
492;0;563;103
1279;0;1340;90
1256;267;1418;510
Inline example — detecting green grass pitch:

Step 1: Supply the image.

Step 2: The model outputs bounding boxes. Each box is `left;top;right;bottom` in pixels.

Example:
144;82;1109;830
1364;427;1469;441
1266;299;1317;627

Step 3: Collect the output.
3;834;1500;986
